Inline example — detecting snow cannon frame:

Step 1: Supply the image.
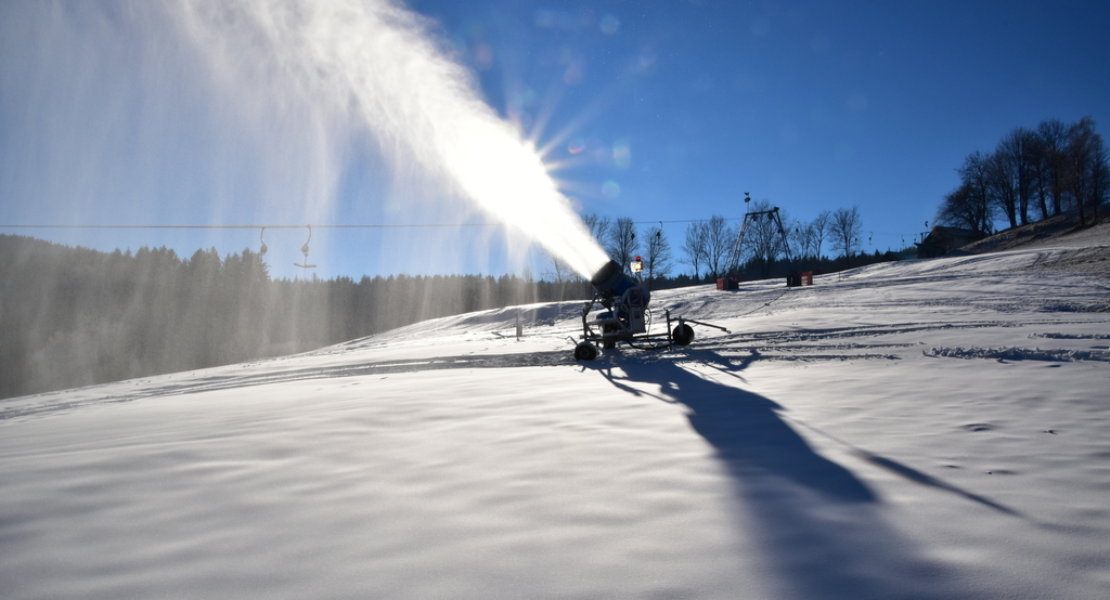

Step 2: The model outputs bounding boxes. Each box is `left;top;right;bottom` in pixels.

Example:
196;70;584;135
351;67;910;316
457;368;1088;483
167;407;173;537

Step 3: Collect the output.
573;259;728;361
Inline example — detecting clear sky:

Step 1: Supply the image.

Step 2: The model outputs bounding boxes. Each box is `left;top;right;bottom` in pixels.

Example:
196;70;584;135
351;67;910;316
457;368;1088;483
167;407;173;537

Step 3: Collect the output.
2;0;1108;280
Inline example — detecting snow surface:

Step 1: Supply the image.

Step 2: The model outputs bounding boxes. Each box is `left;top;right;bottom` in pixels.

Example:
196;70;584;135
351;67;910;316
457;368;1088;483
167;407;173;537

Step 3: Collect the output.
3;244;1109;599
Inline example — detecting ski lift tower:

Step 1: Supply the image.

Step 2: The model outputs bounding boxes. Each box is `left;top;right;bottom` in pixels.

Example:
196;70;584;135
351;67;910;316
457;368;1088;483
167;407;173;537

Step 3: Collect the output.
720;193;794;289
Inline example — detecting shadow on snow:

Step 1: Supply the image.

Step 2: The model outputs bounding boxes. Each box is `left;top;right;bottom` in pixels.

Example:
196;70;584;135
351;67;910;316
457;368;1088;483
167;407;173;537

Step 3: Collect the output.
584;348;1004;600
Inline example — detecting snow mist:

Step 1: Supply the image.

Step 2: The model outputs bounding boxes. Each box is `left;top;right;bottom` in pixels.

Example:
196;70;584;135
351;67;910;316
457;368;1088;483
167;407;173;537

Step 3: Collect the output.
174;0;609;278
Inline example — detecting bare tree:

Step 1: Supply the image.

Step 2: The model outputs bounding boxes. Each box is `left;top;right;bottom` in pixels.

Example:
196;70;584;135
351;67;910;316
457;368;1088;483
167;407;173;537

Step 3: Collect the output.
1091;140;1110;224
988;128;1039;228
1065;117;1109;225
938;152;993;234
1033;119;1067;219
1013;128;1040;225
792;211;831;260
985;150;1020;229
607;217;638;272
830;206;863;258
683;221;708;279
581;213;610;250
642;225;672;284
937;182;985;234
809;210;831;259
960;151;994;233
938;116;1108;234
703;215;733;278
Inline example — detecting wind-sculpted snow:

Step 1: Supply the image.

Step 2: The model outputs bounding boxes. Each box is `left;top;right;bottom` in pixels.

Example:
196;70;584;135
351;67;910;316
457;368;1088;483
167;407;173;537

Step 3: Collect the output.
0;350;578;421
3;245;1110;599
924;346;1110;362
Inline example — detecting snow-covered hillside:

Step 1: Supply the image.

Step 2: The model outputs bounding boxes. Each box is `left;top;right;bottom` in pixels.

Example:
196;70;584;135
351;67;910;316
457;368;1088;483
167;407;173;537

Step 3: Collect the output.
3;243;1109;599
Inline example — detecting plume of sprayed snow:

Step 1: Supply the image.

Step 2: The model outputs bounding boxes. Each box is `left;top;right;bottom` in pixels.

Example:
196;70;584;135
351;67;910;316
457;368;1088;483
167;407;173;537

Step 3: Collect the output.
1;0;615;397
170;0;609;278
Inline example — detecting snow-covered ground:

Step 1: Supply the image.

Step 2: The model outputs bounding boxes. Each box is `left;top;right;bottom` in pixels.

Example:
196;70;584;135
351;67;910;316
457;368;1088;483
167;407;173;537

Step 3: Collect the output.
3;242;1109;599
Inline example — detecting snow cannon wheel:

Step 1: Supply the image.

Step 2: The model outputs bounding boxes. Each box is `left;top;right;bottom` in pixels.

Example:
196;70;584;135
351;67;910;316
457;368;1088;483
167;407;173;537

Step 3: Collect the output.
574;342;599;361
672;323;695;346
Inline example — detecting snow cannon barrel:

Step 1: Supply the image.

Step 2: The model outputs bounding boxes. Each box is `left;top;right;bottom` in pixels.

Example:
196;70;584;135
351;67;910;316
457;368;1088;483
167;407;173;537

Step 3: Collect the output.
590;259;636;300
589;259;651;309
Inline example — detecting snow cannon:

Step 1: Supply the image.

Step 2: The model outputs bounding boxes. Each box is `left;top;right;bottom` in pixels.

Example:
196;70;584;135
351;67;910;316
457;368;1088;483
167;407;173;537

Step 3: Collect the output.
573;259;729;361
588;259;651;339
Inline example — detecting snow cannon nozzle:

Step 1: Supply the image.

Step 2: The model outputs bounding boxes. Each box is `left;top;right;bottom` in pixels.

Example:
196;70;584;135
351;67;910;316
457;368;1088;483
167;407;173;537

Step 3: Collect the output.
589;259;636;301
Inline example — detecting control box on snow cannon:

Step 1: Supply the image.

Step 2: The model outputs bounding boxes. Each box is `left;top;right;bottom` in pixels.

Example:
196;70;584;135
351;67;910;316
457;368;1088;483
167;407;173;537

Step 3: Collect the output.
573;259;728;361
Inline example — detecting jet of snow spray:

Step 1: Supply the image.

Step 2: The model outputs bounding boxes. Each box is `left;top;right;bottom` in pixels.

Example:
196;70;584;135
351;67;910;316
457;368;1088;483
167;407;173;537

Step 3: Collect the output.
173;0;609;278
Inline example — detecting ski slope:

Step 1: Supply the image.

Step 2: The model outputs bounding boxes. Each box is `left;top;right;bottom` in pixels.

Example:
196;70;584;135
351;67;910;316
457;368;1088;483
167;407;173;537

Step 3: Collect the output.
3;243;1109;599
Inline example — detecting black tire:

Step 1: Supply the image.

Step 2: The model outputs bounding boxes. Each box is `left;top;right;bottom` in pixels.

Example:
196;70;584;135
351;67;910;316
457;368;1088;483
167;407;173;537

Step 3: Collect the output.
672;323;695;346
574;342;599;361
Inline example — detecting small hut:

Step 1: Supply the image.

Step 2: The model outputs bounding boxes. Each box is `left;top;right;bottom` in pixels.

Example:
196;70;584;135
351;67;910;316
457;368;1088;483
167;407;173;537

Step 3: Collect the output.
916;226;984;258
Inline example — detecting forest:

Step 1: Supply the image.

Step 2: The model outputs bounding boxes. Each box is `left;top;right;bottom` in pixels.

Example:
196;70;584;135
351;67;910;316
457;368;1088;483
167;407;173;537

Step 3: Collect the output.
0;232;900;399
0;236;589;399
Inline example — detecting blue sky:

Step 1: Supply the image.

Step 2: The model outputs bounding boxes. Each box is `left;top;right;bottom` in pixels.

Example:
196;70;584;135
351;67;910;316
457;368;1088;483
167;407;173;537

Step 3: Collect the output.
2;0;1108;279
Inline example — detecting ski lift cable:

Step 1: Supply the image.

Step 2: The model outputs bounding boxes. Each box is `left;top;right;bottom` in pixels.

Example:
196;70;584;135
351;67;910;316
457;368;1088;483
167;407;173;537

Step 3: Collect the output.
2;219;927;248
2;221;926;246
0;218;741;230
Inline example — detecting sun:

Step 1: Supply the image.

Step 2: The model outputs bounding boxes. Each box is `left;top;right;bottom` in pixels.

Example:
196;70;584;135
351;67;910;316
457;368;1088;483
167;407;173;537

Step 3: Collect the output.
440;112;608;278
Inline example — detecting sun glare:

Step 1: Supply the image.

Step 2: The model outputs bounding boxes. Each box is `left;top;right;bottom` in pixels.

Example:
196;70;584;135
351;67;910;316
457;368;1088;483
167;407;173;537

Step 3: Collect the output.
445;115;608;278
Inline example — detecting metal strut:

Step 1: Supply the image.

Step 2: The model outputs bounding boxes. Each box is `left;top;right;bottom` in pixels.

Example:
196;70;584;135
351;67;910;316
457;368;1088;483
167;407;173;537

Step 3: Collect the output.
726;205;794;276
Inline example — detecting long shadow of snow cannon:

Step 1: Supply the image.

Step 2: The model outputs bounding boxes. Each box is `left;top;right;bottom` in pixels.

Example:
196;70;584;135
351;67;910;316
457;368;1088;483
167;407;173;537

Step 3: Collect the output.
587;350;957;599
592;349;875;503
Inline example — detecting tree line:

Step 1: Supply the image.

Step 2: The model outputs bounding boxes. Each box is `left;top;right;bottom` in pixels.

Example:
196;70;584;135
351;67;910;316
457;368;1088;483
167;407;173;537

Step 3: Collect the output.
571;117;1109;286
936;116;1108;234
3;189;898;399
0;235;590;399
3;211;896;398
560;201;873;285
